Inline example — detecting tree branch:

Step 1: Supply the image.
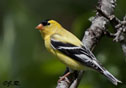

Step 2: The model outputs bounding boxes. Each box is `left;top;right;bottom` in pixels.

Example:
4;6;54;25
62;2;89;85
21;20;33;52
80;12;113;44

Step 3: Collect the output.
56;0;125;87
97;0;126;59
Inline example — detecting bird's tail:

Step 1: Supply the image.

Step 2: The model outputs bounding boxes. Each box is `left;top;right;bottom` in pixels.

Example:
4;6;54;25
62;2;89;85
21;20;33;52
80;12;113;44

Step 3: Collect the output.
92;60;122;85
102;70;122;85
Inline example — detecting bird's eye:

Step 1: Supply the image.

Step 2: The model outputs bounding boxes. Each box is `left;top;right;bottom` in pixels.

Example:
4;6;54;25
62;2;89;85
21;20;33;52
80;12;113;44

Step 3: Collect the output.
41;20;50;26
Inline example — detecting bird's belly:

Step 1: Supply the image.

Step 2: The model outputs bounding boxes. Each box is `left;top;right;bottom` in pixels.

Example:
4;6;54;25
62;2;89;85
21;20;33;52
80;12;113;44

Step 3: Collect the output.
44;38;84;70
56;52;84;70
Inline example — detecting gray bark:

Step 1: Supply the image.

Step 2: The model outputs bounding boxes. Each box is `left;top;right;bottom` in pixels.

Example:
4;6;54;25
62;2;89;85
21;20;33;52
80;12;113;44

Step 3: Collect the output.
56;0;126;88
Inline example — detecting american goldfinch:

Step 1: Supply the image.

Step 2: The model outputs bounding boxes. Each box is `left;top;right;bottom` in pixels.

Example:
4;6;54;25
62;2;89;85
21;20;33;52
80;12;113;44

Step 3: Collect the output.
36;19;121;85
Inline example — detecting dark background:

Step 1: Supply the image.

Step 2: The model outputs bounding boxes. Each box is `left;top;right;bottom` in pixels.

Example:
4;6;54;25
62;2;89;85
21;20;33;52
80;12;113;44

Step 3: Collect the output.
0;0;126;88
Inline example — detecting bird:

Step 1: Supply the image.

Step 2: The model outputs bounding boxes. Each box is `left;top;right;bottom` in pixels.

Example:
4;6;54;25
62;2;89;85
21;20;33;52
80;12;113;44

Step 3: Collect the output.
35;19;122;85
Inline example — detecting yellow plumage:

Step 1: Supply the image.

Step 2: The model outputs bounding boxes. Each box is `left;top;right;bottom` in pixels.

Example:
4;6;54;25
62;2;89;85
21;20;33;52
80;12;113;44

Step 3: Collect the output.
40;20;84;70
36;19;121;85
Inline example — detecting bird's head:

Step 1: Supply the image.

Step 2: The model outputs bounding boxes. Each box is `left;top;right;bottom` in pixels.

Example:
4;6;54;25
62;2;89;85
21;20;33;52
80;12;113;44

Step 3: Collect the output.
36;19;62;35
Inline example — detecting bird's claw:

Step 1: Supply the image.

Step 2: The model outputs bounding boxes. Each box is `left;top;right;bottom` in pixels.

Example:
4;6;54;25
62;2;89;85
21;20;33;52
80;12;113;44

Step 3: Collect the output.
58;72;71;83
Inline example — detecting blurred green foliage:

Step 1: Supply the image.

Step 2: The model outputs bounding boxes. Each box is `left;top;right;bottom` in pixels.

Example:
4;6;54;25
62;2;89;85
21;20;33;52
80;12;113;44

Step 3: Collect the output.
0;0;126;88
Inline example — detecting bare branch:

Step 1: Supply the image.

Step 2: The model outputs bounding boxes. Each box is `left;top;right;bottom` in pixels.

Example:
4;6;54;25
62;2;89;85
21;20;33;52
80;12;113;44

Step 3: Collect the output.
97;0;126;59
56;0;125;87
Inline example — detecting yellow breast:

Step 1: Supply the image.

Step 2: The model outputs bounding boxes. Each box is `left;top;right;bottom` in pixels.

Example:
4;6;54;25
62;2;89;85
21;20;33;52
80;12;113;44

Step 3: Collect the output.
44;36;84;70
44;36;54;53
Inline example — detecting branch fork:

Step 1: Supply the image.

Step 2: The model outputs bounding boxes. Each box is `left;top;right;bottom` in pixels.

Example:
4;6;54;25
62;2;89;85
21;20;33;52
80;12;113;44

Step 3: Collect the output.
56;0;126;87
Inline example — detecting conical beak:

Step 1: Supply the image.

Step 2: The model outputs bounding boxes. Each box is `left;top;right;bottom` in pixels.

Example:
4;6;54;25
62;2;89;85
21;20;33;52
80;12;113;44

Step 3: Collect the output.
36;24;43;30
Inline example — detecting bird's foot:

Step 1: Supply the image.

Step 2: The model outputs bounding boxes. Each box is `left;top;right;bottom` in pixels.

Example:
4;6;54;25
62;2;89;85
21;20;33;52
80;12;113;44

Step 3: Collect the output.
58;72;71;83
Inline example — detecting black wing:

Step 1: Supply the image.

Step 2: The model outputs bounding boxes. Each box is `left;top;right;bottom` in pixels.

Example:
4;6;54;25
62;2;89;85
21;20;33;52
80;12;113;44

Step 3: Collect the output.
51;38;103;72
